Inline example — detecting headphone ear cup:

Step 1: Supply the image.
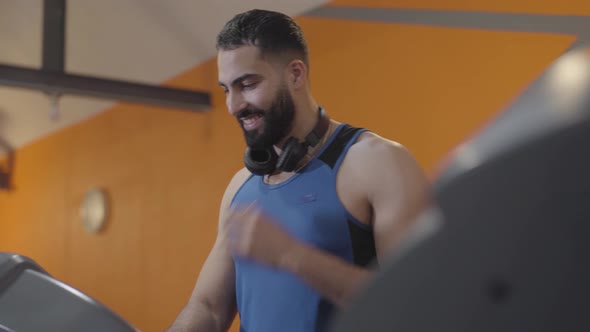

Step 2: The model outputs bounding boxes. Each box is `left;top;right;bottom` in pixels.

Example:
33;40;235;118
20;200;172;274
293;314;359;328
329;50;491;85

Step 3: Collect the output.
244;147;278;175
276;137;307;172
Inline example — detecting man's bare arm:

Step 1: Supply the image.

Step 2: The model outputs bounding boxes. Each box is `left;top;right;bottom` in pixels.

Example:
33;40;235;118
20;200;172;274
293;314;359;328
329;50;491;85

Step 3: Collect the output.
166;243;236;332
365;138;431;261
166;168;250;332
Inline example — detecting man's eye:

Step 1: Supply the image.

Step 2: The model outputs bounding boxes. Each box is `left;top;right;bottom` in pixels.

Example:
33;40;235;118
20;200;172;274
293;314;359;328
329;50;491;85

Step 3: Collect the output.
242;82;257;90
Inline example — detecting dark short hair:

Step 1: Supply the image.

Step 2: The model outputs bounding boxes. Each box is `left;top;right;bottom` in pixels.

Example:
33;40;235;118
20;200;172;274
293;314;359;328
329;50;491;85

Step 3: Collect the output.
216;9;309;68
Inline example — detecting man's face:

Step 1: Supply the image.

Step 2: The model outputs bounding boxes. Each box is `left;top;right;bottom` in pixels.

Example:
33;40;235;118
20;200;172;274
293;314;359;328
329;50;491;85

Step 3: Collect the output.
218;46;295;149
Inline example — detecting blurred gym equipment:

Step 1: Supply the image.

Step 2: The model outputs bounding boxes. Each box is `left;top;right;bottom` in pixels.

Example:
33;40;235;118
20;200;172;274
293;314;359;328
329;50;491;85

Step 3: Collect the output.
0;252;137;332
331;45;590;332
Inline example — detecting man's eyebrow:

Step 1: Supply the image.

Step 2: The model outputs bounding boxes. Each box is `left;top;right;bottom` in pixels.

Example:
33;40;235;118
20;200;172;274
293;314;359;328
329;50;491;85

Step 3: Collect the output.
218;73;261;88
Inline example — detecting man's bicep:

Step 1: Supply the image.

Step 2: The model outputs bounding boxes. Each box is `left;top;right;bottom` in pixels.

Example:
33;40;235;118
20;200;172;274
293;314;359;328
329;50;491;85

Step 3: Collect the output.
183;168;250;329
186;238;237;328
369;143;431;262
191;168;251;311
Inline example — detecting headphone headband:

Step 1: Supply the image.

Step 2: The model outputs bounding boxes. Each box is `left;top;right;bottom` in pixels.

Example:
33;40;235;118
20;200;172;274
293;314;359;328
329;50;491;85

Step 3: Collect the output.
303;108;330;148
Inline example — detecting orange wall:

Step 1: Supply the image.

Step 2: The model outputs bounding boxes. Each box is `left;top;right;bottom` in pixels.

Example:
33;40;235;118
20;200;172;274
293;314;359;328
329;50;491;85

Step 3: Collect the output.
330;0;590;16
302;17;575;174
0;59;245;331
0;9;576;332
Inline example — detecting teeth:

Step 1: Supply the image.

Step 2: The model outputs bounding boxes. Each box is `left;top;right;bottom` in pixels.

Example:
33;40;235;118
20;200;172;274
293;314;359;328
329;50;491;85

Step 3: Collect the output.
242;114;261;126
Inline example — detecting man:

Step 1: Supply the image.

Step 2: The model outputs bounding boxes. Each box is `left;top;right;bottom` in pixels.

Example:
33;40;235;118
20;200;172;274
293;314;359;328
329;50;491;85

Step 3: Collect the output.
167;9;430;332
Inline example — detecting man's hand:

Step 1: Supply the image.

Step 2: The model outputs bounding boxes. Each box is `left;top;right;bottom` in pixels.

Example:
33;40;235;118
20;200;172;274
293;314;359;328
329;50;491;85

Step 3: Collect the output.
225;202;299;268
225;201;374;307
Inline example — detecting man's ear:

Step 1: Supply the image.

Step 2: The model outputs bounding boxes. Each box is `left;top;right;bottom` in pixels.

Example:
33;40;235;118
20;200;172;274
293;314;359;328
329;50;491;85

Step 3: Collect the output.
287;60;307;90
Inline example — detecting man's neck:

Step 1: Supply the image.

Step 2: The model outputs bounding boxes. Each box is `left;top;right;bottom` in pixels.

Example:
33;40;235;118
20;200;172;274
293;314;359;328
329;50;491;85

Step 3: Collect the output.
275;98;320;150
265;120;333;183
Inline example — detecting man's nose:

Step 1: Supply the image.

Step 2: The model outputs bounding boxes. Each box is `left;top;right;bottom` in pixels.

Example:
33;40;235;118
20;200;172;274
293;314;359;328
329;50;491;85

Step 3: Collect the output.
227;92;247;116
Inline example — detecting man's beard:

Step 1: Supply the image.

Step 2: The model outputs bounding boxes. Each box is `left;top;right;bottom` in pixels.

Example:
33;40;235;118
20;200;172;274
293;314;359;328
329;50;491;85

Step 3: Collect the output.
238;86;295;149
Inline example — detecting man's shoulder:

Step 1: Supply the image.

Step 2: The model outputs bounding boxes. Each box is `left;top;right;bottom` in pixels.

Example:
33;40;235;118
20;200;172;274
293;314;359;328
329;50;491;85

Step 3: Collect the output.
233;167;252;181
348;130;408;161
220;167;252;207
227;167;252;192
337;129;414;187
328;122;403;158
343;128;428;199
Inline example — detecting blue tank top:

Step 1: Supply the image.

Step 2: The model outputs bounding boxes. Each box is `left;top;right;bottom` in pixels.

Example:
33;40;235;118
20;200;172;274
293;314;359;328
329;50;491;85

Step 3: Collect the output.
231;124;378;332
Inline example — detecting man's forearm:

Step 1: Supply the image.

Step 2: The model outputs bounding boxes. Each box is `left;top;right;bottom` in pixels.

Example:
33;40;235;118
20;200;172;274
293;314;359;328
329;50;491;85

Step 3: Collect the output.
279;243;374;307
166;302;226;332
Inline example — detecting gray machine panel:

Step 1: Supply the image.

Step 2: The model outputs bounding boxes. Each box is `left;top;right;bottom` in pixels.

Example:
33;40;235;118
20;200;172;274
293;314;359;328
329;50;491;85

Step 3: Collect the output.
0;253;136;332
331;45;590;331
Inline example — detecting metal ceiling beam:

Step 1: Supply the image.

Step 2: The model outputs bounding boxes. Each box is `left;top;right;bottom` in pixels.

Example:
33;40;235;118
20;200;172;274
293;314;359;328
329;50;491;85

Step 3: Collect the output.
0;64;211;111
0;0;211;112
43;0;66;72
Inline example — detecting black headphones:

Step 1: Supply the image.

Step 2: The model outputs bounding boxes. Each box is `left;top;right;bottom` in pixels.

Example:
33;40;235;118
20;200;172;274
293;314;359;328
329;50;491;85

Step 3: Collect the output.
243;108;330;176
